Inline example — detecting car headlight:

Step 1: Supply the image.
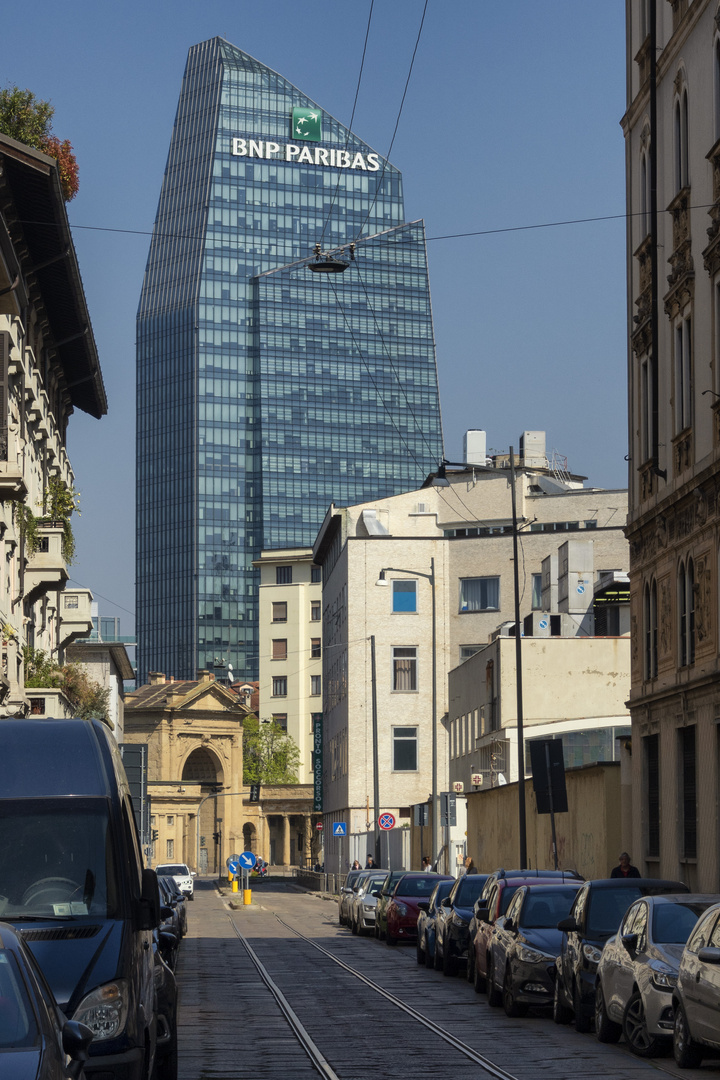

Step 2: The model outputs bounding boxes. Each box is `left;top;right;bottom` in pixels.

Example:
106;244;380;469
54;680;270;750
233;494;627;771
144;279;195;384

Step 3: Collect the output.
517;945;551;964
394;902;408;916
651;969;677;991
73;980;130;1041
582;944;603;965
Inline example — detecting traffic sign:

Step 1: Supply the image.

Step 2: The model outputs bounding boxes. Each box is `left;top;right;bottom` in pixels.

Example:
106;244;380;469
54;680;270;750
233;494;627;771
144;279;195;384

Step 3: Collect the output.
226;854;240;866
378;813;396;831
332;822;347;837
316;822;324;831
228;858;240;875
239;851;256;870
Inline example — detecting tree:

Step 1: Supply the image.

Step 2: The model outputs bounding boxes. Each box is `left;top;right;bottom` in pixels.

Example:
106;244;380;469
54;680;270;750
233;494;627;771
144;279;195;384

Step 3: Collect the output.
243;716;300;785
23;647;110;723
0;86;79;201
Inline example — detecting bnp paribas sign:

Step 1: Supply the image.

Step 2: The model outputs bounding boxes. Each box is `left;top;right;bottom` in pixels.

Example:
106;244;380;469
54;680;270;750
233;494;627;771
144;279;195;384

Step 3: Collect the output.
231;107;381;172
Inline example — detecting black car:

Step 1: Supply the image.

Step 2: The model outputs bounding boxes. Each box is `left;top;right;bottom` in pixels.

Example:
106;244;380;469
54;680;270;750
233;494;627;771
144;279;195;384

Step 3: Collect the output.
434;874;488;976
416;878;455;968
554;877;688;1032
487;883;581;1016
0;920;94;1079
151;929;178;1080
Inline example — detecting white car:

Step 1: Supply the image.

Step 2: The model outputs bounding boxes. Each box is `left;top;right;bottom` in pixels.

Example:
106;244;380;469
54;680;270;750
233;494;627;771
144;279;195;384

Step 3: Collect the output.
155;862;196;900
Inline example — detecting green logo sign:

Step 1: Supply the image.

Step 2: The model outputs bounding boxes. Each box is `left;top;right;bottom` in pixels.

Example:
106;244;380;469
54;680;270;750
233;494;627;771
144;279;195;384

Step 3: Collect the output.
292;107;322;142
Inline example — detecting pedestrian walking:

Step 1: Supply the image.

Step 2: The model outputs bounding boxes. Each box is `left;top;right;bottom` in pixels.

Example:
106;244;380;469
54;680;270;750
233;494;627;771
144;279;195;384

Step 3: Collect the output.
421;855;433;872
610;852;641;878
463;855;478;874
351;860;361;870
365;854;378;869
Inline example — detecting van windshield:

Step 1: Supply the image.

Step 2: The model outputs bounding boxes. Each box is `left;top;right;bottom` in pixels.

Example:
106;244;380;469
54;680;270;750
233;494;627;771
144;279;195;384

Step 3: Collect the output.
0;798;119;919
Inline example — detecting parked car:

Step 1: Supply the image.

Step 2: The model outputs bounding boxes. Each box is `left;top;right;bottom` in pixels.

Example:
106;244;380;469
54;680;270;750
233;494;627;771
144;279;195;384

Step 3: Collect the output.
350;871;388;935
416;878;455;968
0;718;161;1080
154;864;195;901
151;927;178;1080
386;873;453;946
554;877;688;1032
374;871;408;940
337;870;368;926
595;893;720;1056
158;876;187;937
486;883;582;1016
434;873;489;976
672;900;720;1067
472;871;578;994
0;919;94;1080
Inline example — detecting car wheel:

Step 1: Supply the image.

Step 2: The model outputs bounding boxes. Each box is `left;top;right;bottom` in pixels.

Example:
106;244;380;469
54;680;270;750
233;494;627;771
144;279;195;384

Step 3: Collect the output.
153;1019;178;1080
351;913;358;935
416;936;425;965
442;941;456;977
503;965;529;1018
553;977;572;1025
338;909;344;926
466;945;475;984
433;938;442;970
473;957;486;994
486;955;502;1007
424;938;434;969
573;982;591;1033
594;983;621;1043
622;990;661;1057
674;1003;703;1069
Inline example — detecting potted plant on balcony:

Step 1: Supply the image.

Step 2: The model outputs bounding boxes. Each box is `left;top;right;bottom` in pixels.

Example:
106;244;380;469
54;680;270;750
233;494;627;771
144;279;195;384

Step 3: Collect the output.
41;477;80;564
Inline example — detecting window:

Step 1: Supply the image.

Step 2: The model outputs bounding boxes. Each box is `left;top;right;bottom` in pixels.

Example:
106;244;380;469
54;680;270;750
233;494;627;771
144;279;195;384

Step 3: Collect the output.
311;638;321;658
272;602;287;622
272;639;287;661
460;644;482;662
674;88;689;192
272;676;287;697
715;38;720;143
674;315;692;433
272;713;287;731
167;815;174;826
679;725;697;859
166;839;174;860
645;733;659;858
459;577;499;612
276;565;292;585
644;579;658;679
392;647;417;691
679;559;695;666
393;727;418;771
392;579;417;613
310;675;321;696
64;594;79;610
640;355;654;462
640;149;650;237
531;574;542;610
311;601;321;621
311;565;321;583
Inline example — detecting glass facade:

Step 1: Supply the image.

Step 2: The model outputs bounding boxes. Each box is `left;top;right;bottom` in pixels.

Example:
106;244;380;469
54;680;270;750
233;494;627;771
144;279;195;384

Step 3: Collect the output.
137;38;443;682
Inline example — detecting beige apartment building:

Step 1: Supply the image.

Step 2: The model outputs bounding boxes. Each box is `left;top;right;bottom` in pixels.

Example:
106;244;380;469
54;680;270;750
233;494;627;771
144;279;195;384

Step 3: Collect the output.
254;548;323;785
623;0;720;889
312;432;629;873
0;134;106;719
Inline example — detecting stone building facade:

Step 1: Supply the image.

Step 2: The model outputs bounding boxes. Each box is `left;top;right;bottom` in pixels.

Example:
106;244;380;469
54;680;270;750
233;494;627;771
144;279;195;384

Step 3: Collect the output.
623;0;720;889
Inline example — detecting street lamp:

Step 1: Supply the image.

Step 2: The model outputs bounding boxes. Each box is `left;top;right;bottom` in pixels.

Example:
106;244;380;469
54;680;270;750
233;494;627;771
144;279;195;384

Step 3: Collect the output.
375;559;439;869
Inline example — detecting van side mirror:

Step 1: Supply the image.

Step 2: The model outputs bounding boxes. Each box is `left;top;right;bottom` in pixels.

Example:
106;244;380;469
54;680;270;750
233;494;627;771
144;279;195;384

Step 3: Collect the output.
138;868;161;931
63;1020;94;1079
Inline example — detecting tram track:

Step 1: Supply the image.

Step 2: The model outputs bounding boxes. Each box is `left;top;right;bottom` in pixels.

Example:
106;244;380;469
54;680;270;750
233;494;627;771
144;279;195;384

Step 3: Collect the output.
227;907;523;1080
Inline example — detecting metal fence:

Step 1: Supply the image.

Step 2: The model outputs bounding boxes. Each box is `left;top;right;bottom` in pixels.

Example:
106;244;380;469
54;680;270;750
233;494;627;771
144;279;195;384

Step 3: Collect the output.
293;868;346;894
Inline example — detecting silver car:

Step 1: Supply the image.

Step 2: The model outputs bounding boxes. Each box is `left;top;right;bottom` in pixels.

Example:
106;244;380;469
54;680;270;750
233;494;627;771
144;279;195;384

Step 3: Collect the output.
672;900;720;1067
350;871;388;934
595;893;720;1057
338;870;368;926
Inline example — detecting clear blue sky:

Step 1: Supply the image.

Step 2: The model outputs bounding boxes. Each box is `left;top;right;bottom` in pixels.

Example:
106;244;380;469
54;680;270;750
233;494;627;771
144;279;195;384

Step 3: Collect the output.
3;1;627;636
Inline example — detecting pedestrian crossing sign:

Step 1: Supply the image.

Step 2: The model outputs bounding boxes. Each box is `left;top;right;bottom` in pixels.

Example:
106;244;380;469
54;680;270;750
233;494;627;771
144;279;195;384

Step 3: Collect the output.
332;822;347;836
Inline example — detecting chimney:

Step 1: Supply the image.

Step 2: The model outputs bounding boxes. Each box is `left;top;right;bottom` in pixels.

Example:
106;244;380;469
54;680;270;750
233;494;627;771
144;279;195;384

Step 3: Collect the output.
148;672;166;686
197;670;215;683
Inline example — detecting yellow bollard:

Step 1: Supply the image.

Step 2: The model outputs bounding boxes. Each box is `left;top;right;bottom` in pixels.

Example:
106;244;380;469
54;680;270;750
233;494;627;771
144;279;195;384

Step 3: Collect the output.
232;878;238;893
228;871;233;883
243;888;252;905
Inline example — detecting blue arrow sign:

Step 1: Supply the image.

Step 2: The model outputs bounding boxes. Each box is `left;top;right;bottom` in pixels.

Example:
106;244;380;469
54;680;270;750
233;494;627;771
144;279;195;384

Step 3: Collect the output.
228;858;241;875
332;822;347;837
239;851;256;869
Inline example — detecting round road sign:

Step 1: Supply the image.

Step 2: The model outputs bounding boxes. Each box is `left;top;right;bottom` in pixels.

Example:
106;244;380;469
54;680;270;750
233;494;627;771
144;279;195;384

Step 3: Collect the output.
378;813;396;831
316;822;324;831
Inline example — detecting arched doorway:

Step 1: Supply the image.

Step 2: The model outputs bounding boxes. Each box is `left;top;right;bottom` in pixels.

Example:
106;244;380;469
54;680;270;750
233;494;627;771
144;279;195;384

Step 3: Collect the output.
242;823;257;857
182;747;224;874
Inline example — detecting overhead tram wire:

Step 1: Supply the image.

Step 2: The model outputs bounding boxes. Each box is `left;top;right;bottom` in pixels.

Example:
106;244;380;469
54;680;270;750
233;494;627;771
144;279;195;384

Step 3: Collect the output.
318;0;375;249
353;0;429;244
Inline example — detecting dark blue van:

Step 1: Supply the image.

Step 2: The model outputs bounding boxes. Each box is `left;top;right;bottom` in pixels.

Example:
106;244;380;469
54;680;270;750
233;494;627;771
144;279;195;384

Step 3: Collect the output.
0;718;161;1080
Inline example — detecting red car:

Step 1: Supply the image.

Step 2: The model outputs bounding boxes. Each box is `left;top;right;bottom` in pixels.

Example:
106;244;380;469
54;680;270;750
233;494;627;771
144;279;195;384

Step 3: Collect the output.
386;872;453;946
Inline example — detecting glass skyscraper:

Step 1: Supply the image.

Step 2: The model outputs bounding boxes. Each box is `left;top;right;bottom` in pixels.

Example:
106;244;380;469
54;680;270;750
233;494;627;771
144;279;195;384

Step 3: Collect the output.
137;37;444;682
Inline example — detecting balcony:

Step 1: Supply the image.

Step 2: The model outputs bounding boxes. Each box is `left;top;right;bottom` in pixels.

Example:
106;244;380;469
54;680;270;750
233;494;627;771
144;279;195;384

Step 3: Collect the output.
0;431;27;501
24;524;68;604
59;588;93;649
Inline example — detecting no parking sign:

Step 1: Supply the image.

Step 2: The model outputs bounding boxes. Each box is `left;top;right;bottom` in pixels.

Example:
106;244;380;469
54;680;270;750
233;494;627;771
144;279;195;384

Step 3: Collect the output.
378;813;396;831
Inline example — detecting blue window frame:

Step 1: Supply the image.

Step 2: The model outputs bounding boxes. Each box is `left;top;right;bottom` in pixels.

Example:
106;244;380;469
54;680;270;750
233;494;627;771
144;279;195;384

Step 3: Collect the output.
393;579;417;613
